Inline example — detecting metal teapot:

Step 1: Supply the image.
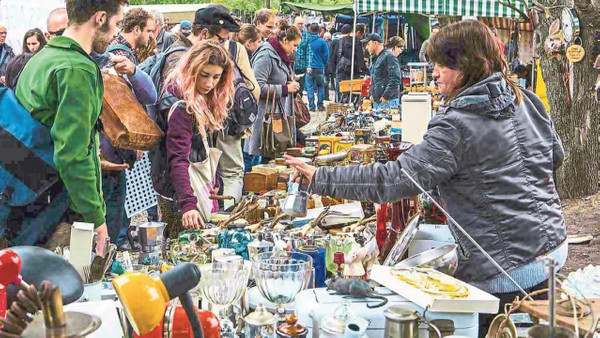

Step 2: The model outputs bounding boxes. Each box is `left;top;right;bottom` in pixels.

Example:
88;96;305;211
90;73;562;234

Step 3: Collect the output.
282;174;311;218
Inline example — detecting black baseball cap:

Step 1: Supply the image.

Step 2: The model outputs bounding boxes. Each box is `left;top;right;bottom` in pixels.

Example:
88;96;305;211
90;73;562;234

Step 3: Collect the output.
341;24;352;34
362;33;383;44
194;6;240;32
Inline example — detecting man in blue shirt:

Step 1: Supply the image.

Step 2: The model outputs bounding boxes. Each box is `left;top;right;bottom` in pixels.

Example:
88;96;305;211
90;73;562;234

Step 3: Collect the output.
294;16;312;97
306;23;329;111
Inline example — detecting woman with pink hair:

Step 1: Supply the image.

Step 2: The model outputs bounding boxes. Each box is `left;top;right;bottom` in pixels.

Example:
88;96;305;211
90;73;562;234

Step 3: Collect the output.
155;40;235;237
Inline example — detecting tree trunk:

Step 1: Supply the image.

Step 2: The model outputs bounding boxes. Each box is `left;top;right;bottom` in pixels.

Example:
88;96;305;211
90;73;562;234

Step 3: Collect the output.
535;0;600;198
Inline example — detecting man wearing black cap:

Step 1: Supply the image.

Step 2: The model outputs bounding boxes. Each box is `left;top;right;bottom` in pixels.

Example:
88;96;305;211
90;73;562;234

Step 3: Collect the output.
364;33;401;109
328;24;368;103
158;5;259;210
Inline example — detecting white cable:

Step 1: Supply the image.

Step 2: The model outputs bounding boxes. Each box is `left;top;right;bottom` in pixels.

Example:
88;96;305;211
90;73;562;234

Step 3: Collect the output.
400;168;532;300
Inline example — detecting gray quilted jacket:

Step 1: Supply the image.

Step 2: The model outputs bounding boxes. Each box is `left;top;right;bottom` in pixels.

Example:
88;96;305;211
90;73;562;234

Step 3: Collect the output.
312;73;567;284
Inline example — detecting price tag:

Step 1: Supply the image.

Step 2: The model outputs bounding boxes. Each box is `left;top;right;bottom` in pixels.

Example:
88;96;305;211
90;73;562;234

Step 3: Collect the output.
566;44;585;63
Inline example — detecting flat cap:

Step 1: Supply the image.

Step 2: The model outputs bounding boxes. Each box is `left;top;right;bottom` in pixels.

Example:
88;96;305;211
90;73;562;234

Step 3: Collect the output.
194;6;240;32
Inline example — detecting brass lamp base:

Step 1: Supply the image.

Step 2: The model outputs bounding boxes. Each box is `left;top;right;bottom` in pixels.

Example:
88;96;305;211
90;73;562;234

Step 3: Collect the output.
21;312;102;338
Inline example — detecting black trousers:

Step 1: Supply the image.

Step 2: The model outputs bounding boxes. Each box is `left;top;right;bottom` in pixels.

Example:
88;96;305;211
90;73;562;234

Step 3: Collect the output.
478;279;548;337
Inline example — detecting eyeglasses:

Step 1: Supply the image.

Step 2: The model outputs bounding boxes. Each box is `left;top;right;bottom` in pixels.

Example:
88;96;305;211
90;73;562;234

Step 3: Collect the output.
217;35;227;44
48;28;65;37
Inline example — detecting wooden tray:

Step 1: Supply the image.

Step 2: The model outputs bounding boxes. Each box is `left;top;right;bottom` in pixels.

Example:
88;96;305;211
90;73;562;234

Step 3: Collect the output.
371;265;500;314
519;298;600;336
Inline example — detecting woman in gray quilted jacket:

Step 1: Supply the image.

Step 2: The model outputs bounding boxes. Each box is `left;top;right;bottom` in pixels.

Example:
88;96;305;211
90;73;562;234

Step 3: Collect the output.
286;20;567;335
245;19;301;162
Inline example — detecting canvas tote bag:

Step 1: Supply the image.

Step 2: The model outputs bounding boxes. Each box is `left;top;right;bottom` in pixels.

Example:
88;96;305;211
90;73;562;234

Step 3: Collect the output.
168;101;222;223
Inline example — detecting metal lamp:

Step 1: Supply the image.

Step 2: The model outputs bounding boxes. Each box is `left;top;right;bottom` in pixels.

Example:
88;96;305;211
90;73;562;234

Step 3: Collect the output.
112;262;205;337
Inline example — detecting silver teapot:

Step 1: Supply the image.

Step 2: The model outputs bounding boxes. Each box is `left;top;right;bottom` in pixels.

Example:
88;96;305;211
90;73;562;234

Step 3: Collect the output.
282;174;310;218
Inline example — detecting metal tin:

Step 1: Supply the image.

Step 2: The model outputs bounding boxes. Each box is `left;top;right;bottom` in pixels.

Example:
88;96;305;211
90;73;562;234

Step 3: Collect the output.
383;306;419;338
334;140;355;154
354;129;372;144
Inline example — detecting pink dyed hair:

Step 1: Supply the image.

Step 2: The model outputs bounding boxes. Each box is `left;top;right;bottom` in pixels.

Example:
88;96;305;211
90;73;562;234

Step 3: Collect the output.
165;40;234;135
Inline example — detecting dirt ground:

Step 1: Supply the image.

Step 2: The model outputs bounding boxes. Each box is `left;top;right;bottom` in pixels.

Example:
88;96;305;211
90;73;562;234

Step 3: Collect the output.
561;191;600;274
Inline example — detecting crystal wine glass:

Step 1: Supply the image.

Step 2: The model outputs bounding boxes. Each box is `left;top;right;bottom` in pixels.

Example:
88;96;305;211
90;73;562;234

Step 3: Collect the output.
199;265;250;337
252;251;313;324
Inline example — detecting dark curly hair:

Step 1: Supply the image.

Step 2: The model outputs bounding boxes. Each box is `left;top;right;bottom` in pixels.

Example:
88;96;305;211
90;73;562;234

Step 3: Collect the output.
121;8;152;33
66;0;129;25
427;20;522;104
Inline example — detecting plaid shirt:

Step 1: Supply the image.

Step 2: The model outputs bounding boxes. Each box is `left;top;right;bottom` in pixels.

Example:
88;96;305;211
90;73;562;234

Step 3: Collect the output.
108;35;138;65
295;30;313;71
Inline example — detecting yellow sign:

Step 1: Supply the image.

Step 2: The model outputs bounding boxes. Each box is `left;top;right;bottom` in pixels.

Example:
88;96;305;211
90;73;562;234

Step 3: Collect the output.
566;44;585;63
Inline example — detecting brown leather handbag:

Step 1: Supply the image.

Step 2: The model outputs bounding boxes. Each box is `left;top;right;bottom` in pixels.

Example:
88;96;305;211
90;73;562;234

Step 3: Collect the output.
99;73;164;151
293;93;311;128
260;86;294;159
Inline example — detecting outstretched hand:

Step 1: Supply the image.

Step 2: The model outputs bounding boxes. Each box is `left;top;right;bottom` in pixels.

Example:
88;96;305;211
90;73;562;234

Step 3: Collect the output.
99;149;129;172
284;155;317;184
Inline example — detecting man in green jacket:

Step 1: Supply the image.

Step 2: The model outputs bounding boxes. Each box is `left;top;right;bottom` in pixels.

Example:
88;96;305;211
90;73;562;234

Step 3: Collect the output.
15;0;129;255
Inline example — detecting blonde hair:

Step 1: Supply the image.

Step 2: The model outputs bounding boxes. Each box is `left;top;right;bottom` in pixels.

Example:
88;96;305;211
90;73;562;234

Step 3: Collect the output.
165;40;234;135
232;24;261;45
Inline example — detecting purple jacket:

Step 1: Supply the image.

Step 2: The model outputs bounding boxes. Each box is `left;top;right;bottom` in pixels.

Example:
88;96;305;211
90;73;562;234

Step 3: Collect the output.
165;100;208;214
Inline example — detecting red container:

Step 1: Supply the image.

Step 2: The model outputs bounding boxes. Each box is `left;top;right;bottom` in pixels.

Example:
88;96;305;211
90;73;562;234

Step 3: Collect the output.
0;286;6;324
375;203;388;251
134;305;220;338
361;77;371;97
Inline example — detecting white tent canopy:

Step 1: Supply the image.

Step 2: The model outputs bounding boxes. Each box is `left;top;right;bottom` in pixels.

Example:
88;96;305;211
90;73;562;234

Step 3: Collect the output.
0;0;65;54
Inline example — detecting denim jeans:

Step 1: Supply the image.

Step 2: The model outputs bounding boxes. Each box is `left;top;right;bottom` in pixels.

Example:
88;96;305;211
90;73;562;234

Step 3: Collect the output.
296;68;306;96
306;69;325;110
102;171;129;245
243;151;262;173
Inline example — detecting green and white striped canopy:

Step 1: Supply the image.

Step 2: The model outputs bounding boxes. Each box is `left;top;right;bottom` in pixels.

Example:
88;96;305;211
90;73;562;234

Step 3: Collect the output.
355;0;531;19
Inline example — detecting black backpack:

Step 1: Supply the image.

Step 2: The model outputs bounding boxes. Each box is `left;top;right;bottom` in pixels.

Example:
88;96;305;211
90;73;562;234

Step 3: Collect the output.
225;41;258;136
139;45;190;119
336;38;352;75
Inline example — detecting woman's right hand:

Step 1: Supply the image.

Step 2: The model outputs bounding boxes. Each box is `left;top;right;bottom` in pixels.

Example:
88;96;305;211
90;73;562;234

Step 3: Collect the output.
284;155;317;184
288;81;300;93
182;210;205;229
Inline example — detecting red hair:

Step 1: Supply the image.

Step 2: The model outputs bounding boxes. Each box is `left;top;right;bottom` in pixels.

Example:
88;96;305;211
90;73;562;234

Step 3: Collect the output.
165;40;234;135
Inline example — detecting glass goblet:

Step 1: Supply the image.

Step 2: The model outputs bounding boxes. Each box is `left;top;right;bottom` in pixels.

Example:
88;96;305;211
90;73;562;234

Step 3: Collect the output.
199;266;249;338
252;251;312;324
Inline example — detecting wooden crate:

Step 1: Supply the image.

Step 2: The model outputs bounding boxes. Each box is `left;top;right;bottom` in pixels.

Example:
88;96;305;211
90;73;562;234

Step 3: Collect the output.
338;79;364;93
244;171;278;193
326;103;352;115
